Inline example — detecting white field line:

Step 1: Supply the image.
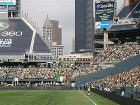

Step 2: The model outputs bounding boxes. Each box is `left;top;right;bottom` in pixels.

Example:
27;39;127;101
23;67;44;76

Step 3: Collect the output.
80;90;97;105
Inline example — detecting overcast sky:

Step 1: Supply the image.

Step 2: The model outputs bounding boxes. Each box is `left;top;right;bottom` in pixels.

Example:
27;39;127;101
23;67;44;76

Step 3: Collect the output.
21;0;123;54
21;0;75;54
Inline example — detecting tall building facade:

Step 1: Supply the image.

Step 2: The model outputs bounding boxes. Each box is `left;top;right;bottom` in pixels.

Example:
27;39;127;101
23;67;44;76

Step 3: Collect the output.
43;16;63;59
42;16;53;45
75;0;94;53
50;20;62;45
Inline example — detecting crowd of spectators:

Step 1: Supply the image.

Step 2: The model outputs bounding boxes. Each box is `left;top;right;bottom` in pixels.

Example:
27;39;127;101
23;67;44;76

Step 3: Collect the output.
90;66;140;91
0;66;23;79
95;42;140;64
0;66;74;80
0;66;75;86
73;42;140;78
104;42;140;63
23;67;74;79
72;65;102;79
0;42;140;86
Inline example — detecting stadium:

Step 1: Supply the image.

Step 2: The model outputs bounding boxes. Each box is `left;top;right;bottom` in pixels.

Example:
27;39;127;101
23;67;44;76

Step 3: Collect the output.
0;0;140;105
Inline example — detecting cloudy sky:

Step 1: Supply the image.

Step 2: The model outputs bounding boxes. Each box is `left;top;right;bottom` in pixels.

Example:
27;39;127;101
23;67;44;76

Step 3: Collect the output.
21;0;75;54
21;0;123;54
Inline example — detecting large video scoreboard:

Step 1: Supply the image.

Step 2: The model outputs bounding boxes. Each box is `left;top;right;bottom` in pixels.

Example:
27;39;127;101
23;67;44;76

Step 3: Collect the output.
0;19;33;55
95;1;115;29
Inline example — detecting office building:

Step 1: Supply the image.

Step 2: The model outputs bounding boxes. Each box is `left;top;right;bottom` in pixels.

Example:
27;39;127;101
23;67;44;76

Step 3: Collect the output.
75;0;94;53
50;20;62;45
43;16;64;59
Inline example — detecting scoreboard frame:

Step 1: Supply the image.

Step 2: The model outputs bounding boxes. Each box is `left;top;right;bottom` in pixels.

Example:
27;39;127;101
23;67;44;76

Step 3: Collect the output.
95;1;116;29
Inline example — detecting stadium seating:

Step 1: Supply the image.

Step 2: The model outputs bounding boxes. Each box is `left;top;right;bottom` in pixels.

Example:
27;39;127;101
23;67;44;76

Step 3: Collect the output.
91;66;140;90
73;42;140;79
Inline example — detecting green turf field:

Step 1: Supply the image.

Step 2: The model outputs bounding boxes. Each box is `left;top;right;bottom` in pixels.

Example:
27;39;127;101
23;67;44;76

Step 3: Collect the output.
0;90;119;105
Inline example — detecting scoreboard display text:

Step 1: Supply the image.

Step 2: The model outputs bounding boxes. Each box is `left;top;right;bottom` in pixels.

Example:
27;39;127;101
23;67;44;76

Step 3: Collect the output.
95;1;115;22
95;1;115;28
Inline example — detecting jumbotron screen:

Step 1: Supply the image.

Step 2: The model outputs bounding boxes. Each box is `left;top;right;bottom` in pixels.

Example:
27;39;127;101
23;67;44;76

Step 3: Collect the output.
0;19;33;55
95;1;115;28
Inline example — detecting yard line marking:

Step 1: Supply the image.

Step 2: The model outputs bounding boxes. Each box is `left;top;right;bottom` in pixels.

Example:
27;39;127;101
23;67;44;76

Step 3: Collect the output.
80;90;97;105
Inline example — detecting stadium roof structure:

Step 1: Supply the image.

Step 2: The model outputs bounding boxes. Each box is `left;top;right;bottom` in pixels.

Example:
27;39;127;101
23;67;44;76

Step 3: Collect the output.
106;23;140;32
117;3;137;19
117;1;140;19
0;17;54;63
107;1;140;33
128;1;140;18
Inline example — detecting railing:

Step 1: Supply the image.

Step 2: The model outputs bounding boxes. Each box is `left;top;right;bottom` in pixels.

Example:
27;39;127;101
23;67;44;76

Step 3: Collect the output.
95;39;104;44
21;11;42;35
20;11;55;59
20;11;52;50
107;17;140;30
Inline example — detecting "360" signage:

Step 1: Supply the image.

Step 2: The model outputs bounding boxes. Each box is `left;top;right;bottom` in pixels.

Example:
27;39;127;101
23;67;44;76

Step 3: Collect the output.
0;31;23;36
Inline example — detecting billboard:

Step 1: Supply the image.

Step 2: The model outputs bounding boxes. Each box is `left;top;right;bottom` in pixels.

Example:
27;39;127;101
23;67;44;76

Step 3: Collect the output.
0;0;16;5
0;19;33;55
0;19;51;55
95;1;115;28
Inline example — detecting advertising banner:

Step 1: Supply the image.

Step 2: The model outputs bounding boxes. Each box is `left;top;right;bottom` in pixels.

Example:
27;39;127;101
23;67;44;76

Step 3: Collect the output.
0;0;16;5
0;19;33;54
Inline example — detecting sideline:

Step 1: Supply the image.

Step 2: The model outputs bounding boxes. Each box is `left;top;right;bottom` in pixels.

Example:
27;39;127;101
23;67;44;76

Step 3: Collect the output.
80;90;97;105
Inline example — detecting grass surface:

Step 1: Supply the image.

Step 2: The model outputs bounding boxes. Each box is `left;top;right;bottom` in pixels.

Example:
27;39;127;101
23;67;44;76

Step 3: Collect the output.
0;90;119;105
84;91;119;105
